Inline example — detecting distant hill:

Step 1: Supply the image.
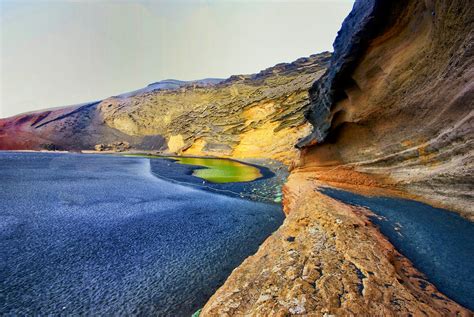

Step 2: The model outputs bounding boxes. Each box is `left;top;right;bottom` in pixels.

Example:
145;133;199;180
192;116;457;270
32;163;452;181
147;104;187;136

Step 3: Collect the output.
0;52;331;164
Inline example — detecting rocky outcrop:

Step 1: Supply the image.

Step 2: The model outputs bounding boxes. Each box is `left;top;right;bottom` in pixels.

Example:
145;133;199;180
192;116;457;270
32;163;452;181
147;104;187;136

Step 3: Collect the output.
202;173;470;316
0;53;331;165
202;0;473;315
94;141;130;152
296;0;474;217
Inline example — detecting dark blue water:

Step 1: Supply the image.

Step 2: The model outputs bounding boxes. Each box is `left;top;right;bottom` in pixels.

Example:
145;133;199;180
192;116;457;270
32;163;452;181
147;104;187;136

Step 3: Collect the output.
0;152;284;316
320;187;474;310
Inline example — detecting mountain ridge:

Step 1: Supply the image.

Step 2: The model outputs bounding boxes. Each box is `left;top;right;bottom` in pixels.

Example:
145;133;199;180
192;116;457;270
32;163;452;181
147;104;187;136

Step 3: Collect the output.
0;52;332;164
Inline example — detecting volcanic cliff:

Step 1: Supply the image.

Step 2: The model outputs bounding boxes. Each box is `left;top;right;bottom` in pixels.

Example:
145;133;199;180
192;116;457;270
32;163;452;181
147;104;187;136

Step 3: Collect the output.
201;0;473;315
1;0;473;315
0;53;331;165
295;0;473;218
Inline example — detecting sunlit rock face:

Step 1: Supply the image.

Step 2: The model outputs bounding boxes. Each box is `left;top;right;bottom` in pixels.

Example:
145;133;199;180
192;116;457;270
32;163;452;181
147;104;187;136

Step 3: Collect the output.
297;0;473;217
0;53;331;165
201;1;473;315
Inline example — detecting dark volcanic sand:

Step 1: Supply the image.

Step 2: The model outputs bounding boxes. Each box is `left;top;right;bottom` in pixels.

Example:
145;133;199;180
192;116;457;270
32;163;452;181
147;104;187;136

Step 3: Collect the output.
145;156;286;203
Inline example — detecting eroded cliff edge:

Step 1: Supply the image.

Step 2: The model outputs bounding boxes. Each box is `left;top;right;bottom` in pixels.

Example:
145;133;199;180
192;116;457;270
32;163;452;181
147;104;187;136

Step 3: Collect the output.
202;0;473;315
202;174;470;316
297;0;473;217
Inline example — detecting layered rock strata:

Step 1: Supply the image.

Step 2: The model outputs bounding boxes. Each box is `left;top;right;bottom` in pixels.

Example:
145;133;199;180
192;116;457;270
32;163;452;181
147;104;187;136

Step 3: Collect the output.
0;53;331;165
297;0;474;217
202;0;473;315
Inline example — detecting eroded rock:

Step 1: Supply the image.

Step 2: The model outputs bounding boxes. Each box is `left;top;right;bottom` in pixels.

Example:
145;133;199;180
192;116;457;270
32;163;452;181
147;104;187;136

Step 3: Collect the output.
0;53;331;164
201;173;471;316
297;0;474;217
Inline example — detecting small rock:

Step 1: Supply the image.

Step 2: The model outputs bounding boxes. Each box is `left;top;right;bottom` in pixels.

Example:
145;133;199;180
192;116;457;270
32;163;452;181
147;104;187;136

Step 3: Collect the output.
289;305;306;314
257;294;272;303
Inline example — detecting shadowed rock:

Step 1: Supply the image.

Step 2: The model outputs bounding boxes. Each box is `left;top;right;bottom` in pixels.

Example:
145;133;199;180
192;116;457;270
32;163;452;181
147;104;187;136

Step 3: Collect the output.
297;0;473;216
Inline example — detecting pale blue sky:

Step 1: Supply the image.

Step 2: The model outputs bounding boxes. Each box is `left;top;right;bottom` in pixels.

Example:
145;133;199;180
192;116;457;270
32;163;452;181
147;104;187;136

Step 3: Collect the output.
0;0;354;118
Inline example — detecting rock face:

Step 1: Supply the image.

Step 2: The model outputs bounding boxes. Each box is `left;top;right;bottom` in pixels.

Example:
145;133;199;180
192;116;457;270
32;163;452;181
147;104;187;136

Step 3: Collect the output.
202;0;473;315
296;0;474;216
1;0;472;315
0;53;331;165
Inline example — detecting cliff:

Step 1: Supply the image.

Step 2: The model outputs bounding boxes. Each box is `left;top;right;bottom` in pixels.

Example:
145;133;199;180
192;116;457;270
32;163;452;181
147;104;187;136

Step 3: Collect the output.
0;53;331;165
202;0;473;315
1;0;472;314
296;0;473;217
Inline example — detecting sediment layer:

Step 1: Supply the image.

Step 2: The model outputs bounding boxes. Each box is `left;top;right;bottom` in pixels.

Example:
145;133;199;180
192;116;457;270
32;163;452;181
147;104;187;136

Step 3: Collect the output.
0;53;331;165
297;0;473;216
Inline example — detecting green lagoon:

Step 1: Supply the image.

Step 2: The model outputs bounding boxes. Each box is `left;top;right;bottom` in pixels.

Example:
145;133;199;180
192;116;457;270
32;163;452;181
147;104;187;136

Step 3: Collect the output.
125;154;262;183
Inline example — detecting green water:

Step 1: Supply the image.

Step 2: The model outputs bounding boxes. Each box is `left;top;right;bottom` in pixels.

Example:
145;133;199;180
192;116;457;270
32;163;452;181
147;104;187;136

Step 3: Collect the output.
170;157;262;183
124;154;262;183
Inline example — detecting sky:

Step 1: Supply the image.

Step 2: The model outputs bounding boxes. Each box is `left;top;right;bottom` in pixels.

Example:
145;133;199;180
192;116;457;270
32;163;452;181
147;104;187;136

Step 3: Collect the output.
0;0;354;118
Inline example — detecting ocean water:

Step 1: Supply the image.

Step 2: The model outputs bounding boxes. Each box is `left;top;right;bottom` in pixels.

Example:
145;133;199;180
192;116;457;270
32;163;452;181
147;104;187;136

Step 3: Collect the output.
0;152;284;316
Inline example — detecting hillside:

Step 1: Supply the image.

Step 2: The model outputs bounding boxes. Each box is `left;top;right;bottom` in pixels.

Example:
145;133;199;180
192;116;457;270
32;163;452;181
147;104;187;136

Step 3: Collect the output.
0;53;331;164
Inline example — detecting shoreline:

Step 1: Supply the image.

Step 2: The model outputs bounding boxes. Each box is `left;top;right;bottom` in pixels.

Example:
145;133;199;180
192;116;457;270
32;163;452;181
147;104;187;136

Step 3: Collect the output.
1;150;289;204
3;150;472;314
201;172;472;316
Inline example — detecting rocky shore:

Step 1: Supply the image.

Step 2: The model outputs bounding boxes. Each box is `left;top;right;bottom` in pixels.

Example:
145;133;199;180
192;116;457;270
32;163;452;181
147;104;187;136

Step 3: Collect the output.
201;172;471;316
1;0;472;315
201;0;473;315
